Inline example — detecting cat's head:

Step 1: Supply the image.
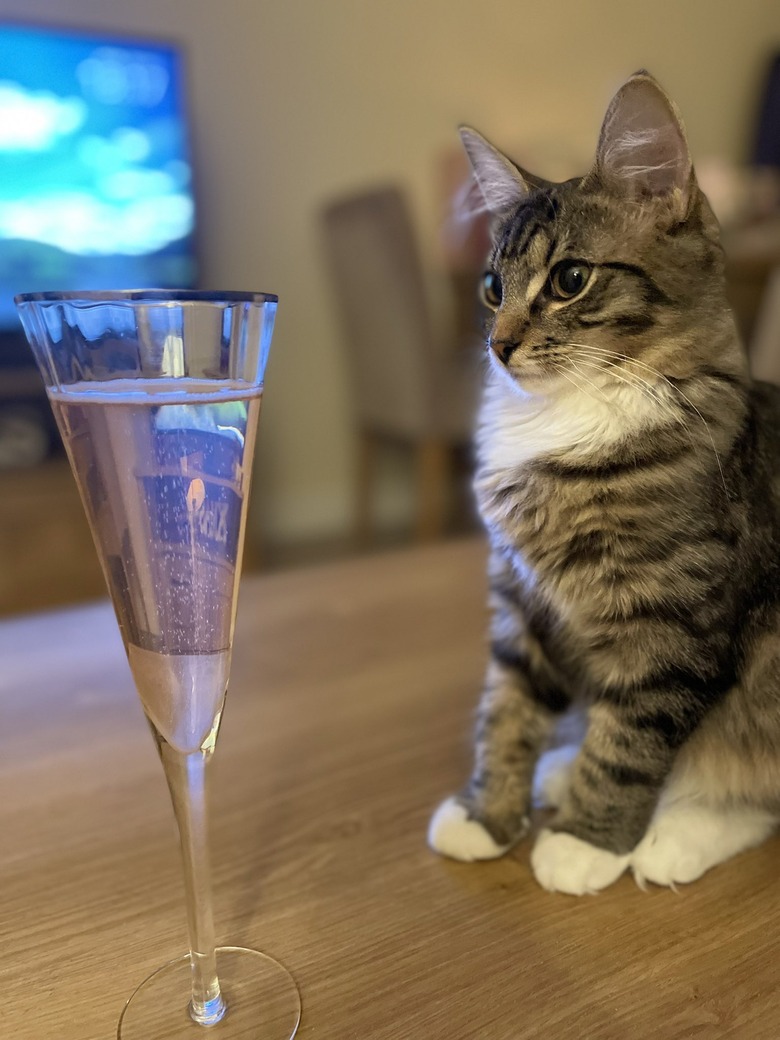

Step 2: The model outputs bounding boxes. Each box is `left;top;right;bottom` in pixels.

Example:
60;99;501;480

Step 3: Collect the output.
462;71;733;393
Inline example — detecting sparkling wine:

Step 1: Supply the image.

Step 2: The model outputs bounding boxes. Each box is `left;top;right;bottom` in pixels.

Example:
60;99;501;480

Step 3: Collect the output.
49;378;261;752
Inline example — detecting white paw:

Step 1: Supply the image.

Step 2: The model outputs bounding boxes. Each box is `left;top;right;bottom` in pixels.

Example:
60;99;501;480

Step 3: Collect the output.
532;744;578;809
428;797;513;862
531;829;630;895
631;801;776;889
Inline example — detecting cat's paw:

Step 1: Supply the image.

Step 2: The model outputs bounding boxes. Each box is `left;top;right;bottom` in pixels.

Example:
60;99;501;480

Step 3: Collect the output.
427;797;516;862
532;744;578;809
531;829;630;895
631;802;776;889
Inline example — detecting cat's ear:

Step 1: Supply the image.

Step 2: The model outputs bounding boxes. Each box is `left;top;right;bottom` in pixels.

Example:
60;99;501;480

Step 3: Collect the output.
589;71;694;217
459;126;531;215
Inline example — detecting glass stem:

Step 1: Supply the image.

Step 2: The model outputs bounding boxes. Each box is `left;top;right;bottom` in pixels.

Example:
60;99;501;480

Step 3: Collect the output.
158;740;227;1026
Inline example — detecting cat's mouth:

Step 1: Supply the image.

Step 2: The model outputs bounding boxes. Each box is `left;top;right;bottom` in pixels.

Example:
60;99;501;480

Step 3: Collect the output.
491;348;565;391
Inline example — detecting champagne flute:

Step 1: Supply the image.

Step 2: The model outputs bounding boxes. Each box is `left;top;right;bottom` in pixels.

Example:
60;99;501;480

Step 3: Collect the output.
16;290;301;1039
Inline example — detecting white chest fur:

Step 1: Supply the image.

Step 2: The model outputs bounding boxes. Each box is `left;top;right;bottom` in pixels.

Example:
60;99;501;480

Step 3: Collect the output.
476;367;674;474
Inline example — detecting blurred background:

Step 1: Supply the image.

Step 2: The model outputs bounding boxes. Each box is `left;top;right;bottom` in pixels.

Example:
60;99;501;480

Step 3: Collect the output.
0;0;778;615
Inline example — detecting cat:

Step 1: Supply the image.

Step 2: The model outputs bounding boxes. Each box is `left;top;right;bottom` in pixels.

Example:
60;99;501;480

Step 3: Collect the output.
428;70;780;894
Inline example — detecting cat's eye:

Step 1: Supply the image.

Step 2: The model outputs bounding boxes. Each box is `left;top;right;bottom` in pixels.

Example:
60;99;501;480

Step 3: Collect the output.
550;261;592;299
480;271;503;310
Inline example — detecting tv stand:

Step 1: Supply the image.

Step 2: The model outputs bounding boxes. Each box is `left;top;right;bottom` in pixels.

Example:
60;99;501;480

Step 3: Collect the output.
0;456;106;615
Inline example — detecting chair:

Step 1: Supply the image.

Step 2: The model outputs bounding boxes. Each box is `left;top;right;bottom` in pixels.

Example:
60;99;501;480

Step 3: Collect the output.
749;265;780;385
753;52;780;169
321;185;480;544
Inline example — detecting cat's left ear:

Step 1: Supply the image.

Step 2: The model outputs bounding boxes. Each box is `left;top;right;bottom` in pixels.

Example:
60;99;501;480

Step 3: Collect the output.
588;70;694;219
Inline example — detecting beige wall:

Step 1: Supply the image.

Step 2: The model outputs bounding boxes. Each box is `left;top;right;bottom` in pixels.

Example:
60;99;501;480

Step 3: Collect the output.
4;0;778;541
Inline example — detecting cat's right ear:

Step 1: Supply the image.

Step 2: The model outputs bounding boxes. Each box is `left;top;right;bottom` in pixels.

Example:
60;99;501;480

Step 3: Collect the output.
459;127;530;215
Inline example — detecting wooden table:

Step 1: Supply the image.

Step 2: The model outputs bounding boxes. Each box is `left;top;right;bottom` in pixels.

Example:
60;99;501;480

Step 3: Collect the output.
3;539;780;1040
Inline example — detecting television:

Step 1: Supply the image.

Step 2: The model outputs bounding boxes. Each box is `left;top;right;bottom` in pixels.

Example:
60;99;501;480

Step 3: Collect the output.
0;21;198;366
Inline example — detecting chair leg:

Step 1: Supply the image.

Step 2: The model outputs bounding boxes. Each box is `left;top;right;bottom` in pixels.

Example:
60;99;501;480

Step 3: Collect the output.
355;429;377;546
414;439;450;543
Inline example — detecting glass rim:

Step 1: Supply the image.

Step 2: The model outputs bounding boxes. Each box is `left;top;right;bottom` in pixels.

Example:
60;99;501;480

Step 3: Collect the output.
14;288;278;306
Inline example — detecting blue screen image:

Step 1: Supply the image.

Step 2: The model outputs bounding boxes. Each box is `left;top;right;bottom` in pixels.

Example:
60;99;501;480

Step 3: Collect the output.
0;23;197;331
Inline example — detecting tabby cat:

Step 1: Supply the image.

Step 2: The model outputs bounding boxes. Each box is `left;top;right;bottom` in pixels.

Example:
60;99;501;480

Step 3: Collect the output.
428;71;780;894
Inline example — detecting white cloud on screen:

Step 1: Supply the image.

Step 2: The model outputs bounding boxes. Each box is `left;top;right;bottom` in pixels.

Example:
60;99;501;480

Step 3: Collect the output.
0;192;194;255
0;82;86;151
78;129;156;172
101;169;177;201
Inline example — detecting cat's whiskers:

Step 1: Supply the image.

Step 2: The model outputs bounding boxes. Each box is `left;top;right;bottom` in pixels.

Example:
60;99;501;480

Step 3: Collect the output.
560;357;633;412
565;342;728;492
566;343;673;394
567;354;714;487
569;343;703;400
552;363;609;410
568;342;718;434
566;356;705;483
566;351;680;419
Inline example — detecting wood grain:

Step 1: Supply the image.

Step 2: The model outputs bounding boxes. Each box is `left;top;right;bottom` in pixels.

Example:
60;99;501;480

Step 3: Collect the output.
2;538;780;1040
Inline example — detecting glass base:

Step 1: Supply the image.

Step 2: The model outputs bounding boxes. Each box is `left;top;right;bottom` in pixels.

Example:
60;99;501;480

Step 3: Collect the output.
117;947;301;1039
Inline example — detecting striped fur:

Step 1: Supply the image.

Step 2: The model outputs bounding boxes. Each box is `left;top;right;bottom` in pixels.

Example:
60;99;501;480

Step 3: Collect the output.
430;72;780;889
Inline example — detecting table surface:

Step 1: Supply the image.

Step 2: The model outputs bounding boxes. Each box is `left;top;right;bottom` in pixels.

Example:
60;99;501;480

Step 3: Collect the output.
3;538;780;1040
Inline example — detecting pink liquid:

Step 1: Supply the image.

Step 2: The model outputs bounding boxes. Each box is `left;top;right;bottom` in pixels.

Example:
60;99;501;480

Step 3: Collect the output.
50;378;261;752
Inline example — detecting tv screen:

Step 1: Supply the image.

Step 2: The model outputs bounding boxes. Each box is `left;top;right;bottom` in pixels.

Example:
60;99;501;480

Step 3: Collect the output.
0;22;197;342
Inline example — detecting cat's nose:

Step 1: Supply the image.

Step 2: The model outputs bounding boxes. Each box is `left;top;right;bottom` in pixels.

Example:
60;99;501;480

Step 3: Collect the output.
489;314;527;365
489;337;521;365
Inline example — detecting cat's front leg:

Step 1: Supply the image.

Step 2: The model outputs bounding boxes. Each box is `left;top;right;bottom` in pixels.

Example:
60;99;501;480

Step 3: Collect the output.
429;568;570;861
530;702;677;894
428;663;556;861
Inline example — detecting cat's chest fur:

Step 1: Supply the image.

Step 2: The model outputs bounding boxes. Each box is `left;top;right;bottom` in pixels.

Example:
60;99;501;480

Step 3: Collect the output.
475;369;671;473
475;372;683;606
